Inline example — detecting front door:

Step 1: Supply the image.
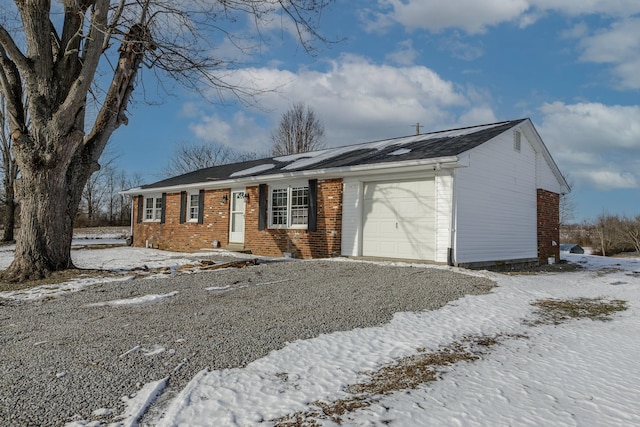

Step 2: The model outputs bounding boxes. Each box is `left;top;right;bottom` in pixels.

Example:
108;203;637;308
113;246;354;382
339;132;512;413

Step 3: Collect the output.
229;190;246;244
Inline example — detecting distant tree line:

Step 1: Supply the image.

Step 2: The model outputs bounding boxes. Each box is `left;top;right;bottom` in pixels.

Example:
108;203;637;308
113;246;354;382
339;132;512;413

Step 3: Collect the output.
562;213;640;256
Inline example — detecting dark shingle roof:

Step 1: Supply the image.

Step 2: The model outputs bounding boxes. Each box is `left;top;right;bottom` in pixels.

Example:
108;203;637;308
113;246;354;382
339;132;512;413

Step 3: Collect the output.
140;119;525;190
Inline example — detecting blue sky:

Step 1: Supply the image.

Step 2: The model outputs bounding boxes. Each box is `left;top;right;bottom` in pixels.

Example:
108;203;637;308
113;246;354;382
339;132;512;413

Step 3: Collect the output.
108;0;640;223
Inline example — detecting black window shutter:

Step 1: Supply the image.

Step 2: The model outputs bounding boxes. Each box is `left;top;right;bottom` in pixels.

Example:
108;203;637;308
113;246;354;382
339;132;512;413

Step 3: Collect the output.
160;193;167;224
179;191;187;224
198;189;205;224
308;179;318;232
136;195;143;224
258;184;267;230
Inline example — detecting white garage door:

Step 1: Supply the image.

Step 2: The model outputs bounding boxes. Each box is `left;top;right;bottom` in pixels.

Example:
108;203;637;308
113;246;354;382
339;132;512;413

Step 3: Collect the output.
362;179;435;260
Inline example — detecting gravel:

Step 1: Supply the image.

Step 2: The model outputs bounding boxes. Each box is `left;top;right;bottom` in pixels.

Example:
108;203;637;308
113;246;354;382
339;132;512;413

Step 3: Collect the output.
0;259;495;426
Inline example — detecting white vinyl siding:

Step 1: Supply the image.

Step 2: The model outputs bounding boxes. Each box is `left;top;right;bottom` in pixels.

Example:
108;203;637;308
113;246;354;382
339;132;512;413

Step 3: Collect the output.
536;151;565;194
454;128;537;264
341;180;362;257
435;172;453;263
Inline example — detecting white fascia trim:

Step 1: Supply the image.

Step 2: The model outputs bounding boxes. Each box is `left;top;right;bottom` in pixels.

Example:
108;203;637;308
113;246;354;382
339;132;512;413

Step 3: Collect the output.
519;119;571;194
121;156;460;195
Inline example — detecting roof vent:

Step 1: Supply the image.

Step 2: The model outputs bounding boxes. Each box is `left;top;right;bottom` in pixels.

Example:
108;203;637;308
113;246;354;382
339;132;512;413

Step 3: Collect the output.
514;130;521;152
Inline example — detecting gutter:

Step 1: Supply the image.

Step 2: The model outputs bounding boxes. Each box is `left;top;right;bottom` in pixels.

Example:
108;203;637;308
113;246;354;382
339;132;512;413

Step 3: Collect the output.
120;156;460;195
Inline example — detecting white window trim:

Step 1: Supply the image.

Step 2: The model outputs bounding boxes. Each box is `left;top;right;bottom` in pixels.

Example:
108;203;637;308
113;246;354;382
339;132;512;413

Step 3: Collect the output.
268;183;309;230
187;191;200;222
143;194;163;222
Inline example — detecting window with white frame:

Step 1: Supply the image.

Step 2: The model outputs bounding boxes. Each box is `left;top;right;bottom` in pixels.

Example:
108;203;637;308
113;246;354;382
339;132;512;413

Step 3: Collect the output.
269;185;309;228
188;193;199;221
144;196;163;221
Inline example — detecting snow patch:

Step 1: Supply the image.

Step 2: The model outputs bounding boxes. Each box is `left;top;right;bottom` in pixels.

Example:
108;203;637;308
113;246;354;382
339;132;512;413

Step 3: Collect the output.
389;148;412;155
85;291;178;307
0;276;135;301
116;377;168;427
229;163;275;177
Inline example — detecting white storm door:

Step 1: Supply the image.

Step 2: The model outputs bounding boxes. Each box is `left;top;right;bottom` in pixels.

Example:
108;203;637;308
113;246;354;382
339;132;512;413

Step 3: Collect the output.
229;190;246;243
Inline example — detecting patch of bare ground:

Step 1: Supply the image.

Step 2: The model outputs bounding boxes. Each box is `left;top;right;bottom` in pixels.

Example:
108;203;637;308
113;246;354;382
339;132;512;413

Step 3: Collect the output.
0;259;259;293
529;297;628;325
272;334;513;427
499;260;583;275
272;296;629;426
0;269;123;292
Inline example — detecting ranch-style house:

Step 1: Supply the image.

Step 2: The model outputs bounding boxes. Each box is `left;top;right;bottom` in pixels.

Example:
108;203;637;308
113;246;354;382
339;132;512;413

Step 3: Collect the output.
123;118;569;268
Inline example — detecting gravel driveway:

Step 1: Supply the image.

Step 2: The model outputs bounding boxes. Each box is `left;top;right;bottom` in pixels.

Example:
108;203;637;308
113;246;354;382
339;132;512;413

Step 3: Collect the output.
0;258;494;426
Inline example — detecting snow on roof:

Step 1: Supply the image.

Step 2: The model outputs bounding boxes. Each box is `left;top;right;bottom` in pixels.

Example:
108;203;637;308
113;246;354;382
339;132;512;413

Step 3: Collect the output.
279;121;507;171
230;163;276;177
132;119;525;191
389;148;412;156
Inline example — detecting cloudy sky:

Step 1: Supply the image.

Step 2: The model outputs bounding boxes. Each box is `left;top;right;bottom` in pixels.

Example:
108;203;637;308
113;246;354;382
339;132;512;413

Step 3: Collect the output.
111;0;640;222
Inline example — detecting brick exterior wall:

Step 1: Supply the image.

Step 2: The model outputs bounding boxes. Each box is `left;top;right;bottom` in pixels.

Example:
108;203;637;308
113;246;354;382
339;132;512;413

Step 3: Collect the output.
243;179;343;258
132;189;230;251
132;179;343;258
537;188;560;265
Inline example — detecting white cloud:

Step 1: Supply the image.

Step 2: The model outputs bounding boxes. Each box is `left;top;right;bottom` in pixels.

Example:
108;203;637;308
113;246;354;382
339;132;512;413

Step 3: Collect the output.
438;34;484;61
575;170;637;190
189;112;266;154
371;0;640;34
538;101;640;191
190;55;496;150
577;17;640;89
386;40;419;65
561;22;589;39
374;0;530;34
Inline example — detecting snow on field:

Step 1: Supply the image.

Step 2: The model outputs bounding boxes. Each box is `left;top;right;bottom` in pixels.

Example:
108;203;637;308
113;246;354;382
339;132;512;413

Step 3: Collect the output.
0;234;248;301
2;239;640;426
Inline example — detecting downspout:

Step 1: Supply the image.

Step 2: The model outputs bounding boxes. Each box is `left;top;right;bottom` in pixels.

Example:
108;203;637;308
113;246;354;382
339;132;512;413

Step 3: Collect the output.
130;197;134;239
448;169;457;267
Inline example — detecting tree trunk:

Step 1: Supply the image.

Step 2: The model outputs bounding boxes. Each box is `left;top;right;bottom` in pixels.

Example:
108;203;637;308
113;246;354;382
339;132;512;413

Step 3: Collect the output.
1;187;15;242
2;166;77;281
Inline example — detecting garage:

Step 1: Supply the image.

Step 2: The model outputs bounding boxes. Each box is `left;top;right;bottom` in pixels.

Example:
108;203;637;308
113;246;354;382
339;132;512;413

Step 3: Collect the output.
362;179;436;260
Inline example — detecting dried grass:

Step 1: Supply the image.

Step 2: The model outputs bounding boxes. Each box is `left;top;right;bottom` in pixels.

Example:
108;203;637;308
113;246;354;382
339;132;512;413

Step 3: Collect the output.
530;297;627;324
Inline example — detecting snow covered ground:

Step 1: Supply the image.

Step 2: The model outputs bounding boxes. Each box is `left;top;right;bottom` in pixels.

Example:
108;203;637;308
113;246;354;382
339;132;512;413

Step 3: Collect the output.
2;238;639;426
146;252;640;427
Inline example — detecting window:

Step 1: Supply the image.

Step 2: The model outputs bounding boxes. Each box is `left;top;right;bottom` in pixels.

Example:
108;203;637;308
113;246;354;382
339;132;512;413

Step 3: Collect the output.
269;185;309;228
188;193;199;221
144;196;163;221
290;186;309;225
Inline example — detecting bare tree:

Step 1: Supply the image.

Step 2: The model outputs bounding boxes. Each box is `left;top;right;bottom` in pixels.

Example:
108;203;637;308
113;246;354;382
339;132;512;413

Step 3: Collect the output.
0;92;18;242
80;159;115;227
0;1;332;281
271;102;326;156
621;215;640;255
559;174;575;226
594;212;625;256
164;141;241;177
